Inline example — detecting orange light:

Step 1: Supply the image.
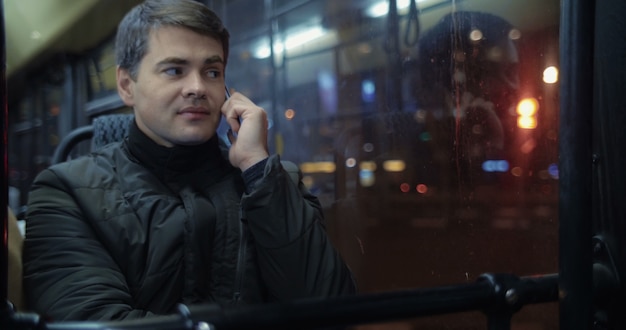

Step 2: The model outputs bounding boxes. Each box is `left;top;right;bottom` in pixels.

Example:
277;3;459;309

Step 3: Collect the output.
516;98;539;129
360;161;377;171
284;109;296;120
520;138;537;154
516;98;538;116
300;161;336;173
383;160;406;172
511;166;523;177
517;116;537;129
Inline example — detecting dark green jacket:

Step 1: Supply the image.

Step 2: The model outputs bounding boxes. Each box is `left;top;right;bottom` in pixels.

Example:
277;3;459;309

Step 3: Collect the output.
24;122;355;321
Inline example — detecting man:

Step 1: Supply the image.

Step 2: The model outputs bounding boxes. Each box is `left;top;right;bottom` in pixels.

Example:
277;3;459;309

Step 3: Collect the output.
410;11;519;190
23;0;355;321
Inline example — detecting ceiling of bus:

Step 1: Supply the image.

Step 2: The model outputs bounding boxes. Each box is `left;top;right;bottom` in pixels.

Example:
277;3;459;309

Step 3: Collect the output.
3;0;559;82
3;0;142;79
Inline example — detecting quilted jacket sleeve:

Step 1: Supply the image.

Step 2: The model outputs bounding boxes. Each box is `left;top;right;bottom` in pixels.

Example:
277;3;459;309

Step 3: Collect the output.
23;166;154;321
241;154;357;300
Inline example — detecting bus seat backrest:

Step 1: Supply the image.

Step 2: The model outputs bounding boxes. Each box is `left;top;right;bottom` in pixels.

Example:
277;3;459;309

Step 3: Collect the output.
51;114;135;165
91;114;135;151
52;114;302;185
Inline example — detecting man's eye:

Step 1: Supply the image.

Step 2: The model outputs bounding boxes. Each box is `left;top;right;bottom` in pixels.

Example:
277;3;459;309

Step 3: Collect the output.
164;67;182;75
207;70;221;78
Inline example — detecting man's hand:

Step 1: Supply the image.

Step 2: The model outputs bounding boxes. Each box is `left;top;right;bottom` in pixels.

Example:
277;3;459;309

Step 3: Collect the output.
221;90;269;171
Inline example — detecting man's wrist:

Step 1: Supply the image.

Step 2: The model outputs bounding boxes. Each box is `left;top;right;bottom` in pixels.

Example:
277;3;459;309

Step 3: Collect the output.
242;157;268;193
238;153;269;171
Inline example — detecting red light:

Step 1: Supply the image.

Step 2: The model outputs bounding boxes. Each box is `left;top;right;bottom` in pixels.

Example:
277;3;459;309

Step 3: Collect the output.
416;184;428;194
400;183;410;193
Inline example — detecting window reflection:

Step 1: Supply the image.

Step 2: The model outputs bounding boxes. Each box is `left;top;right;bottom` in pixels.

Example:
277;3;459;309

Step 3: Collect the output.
223;0;560;327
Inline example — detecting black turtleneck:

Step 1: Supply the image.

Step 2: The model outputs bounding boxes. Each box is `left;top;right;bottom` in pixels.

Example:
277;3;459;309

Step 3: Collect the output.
125;120;267;193
126;120;225;183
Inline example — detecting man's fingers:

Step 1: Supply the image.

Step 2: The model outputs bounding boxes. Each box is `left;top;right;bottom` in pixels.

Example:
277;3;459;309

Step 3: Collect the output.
227;128;237;144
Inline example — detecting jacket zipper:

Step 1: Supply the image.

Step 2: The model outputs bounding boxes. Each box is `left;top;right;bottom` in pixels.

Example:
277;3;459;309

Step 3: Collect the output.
232;208;247;302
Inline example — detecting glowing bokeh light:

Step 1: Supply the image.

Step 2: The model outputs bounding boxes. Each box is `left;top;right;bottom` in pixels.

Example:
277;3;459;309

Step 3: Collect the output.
284;109;295;120
517;98;539;116
345;158;357;168
360;161;377;171
300;161;336;173
508;28;522;40
517;117;537;129
366;0;414;17
469;29;483;41
361;79;376;103
516;98;539;129
520;138;537;154
548;163;559;179
543;66;559;84
359;170;375;187
383;160;406;172
482;160;510;172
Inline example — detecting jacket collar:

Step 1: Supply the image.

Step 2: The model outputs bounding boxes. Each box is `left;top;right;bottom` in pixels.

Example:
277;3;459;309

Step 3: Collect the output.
126;119;222;176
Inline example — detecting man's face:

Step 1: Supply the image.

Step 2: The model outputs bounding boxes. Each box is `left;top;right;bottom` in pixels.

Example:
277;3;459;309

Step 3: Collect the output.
476;38;520;112
117;26;226;147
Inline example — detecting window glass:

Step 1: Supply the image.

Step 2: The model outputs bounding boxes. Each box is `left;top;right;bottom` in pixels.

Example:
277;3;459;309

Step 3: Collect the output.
220;0;269;41
7;0;561;327
9;83;62;208
224;0;560;328
87;40;118;99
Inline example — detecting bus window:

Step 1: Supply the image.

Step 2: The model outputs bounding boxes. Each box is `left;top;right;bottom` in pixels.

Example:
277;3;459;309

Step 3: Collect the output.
6;0;561;327
221;0;560;327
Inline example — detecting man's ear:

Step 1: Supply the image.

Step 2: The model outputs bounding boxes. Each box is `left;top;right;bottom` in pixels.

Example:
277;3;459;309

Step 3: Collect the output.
117;67;135;107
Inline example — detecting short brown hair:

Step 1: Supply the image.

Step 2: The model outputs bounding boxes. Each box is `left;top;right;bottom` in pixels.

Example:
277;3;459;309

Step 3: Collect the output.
115;0;230;79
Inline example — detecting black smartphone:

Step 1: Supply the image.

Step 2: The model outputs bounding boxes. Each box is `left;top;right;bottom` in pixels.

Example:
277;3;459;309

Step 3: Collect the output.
223;85;238;143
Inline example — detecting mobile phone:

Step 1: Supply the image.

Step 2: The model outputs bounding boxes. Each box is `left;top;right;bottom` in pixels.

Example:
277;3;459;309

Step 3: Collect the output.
223;85;238;144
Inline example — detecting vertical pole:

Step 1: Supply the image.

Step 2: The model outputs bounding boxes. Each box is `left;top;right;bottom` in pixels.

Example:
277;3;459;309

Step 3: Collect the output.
384;0;402;114
0;0;9;310
591;0;626;328
558;0;595;329
265;0;281;154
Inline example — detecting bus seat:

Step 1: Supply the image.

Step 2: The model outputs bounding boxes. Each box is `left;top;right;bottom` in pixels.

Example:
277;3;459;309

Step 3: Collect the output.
51;114;134;165
90;113;135;151
7;207;25;311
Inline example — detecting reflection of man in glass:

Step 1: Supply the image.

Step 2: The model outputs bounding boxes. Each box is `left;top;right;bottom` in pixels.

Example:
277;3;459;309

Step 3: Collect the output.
411;11;520;189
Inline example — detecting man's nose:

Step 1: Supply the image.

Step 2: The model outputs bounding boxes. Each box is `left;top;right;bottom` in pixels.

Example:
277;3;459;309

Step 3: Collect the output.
183;72;208;99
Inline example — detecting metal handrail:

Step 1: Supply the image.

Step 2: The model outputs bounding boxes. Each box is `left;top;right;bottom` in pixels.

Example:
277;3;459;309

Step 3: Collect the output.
2;273;558;330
